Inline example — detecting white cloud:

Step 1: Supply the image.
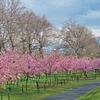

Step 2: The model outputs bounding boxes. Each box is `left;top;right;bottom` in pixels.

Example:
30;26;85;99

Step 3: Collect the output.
47;0;77;6
92;29;100;37
81;10;100;19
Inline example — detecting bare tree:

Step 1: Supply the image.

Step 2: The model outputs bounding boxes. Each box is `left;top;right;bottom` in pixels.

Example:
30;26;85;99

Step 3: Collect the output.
61;18;98;57
4;0;25;50
18;10;37;54
17;11;53;57
92;36;100;58
33;15;52;58
0;0;9;52
0;0;54;56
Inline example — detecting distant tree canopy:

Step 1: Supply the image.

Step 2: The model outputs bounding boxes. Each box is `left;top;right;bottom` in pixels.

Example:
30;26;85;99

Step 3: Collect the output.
61;18;99;58
0;0;100;58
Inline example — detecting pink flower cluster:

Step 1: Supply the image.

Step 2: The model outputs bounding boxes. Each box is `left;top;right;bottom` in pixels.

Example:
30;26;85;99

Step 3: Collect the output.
0;49;100;86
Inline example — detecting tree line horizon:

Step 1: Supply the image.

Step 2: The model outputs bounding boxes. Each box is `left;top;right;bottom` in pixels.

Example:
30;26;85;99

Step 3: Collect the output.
0;0;100;58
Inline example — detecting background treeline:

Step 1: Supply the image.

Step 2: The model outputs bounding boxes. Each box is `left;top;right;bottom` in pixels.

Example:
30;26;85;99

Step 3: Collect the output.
0;0;100;58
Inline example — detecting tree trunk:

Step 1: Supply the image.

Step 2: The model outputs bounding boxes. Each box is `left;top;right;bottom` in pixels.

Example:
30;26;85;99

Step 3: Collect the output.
25;76;28;91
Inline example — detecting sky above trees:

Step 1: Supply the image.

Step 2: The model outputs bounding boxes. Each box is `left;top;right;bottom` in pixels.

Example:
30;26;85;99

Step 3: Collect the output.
20;0;100;37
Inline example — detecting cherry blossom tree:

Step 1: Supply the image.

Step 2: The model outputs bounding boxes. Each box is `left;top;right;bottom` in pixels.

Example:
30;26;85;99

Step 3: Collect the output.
0;48;21;87
76;57;92;77
18;52;41;91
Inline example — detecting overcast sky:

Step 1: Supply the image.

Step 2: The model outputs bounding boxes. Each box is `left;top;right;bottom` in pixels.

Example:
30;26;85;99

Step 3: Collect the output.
21;0;100;37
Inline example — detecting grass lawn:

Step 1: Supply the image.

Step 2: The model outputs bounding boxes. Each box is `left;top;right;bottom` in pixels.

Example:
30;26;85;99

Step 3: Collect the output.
0;72;100;100
77;86;100;100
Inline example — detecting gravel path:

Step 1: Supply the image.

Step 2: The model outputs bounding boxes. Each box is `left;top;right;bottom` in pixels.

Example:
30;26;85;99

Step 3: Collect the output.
43;81;100;100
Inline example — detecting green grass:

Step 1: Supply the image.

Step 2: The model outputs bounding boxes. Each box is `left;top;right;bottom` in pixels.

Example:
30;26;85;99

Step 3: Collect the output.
77;86;100;100
0;72;100;100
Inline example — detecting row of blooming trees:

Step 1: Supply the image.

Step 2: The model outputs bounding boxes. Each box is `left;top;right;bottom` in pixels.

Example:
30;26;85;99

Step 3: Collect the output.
0;49;100;88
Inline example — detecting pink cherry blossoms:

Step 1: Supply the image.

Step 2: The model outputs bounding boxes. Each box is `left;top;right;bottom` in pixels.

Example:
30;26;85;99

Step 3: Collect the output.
0;49;100;87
